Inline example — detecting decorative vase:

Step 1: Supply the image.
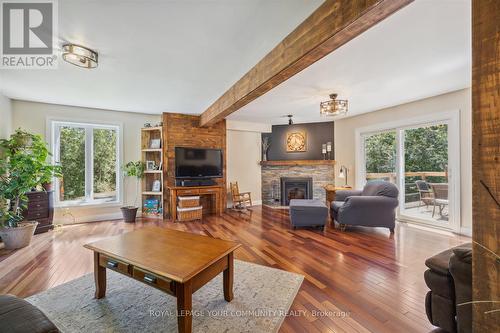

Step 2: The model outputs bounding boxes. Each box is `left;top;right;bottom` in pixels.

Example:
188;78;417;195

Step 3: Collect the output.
0;221;38;250
42;182;53;191
120;207;138;223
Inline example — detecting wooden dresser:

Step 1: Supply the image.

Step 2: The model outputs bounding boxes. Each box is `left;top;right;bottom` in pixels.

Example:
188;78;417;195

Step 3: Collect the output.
22;191;54;234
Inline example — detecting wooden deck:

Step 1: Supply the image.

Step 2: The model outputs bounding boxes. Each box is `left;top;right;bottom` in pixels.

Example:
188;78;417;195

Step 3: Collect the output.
0;206;469;332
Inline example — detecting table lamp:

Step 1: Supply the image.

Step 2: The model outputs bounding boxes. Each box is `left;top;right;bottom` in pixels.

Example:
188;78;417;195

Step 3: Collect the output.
338;165;349;187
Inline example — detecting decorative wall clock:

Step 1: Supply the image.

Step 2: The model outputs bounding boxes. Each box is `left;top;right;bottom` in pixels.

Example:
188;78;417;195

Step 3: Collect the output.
286;131;307;152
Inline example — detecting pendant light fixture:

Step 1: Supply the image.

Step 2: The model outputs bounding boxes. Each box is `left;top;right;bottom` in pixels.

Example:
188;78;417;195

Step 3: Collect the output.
62;44;98;69
320;93;348;116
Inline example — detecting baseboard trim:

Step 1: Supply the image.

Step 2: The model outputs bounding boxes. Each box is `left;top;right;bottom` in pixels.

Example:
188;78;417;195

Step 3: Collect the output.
56;211;143;225
226;200;262;209
459;227;472;237
73;212;123;224
399;220;472;238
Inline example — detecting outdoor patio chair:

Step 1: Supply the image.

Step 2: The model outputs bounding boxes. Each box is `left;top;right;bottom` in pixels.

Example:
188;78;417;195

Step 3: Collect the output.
415;180;434;209
430;183;449;218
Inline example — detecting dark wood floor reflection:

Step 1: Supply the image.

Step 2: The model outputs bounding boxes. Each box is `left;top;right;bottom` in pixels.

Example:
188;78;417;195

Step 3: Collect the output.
0;206;469;332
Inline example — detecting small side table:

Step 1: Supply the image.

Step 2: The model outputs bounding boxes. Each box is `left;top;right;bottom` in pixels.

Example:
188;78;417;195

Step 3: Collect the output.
324;184;353;209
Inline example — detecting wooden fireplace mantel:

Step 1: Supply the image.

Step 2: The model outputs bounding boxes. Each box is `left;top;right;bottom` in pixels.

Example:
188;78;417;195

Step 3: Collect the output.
260;160;336;166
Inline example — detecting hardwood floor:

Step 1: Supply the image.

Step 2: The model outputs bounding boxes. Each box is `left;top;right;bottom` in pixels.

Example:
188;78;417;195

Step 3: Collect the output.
0;206;469;332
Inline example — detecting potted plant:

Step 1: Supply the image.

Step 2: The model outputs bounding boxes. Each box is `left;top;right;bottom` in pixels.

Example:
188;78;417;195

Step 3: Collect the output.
121;161;144;223
39;164;62;191
0;129;61;249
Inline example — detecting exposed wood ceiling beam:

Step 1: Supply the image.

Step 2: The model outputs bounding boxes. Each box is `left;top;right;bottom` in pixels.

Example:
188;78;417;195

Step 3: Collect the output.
471;0;499;331
200;0;414;127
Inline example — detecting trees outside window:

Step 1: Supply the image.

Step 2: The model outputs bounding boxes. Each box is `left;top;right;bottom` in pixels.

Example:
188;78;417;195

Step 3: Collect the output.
59;126;85;201
93;128;117;201
52;121;120;206
363;124;448;203
364;131;397;176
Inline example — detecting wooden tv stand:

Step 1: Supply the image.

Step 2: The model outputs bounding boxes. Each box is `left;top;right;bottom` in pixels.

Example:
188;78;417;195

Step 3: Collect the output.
167;185;225;221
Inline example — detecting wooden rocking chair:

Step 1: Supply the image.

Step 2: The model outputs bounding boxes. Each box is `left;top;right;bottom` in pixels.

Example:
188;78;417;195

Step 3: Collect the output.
230;182;252;210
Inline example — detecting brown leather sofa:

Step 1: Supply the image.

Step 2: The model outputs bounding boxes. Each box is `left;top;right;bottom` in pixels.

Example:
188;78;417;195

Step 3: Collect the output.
424;243;472;333
0;294;59;333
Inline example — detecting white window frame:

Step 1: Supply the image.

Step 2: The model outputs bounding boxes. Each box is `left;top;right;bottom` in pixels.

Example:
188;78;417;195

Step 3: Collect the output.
354;110;461;232
48;119;123;208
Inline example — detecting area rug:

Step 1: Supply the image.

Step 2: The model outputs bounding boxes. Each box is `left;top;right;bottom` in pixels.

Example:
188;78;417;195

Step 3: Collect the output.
26;260;303;333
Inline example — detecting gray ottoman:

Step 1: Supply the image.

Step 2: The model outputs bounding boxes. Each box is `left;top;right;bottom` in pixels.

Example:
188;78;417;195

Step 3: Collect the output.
289;199;328;229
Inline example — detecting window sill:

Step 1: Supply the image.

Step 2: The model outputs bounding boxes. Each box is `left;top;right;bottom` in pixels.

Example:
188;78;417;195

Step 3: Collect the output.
55;201;123;209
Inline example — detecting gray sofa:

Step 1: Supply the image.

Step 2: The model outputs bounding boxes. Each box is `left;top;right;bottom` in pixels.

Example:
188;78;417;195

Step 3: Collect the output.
331;180;399;232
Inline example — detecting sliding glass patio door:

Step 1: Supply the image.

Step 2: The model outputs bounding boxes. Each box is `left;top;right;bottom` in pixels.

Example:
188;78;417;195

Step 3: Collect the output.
399;122;457;229
358;112;460;231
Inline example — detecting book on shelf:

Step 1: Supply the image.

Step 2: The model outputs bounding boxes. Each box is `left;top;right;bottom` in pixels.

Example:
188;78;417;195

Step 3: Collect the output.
143;199;162;216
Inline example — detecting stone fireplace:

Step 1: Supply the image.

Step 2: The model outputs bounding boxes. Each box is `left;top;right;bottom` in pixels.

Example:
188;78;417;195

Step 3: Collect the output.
261;161;335;206
280;177;313;205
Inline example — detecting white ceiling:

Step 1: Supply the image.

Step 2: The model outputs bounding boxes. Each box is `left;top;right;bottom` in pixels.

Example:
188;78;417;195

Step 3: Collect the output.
0;0;323;114
0;0;471;124
228;0;471;125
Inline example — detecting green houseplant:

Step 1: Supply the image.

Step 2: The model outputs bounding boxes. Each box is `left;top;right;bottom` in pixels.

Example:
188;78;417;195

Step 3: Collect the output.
0;129;61;249
39;164;61;191
121;161;144;223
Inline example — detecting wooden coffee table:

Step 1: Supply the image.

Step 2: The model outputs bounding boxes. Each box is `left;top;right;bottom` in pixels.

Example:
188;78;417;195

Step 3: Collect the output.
84;227;241;333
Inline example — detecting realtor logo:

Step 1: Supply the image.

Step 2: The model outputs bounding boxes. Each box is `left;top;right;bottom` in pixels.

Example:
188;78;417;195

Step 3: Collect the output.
1;0;58;68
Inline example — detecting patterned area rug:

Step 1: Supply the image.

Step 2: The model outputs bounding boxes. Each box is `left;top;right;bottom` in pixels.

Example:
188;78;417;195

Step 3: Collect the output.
27;260;303;333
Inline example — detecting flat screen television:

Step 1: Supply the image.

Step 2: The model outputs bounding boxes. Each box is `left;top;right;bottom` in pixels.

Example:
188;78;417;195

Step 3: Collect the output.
175;147;223;179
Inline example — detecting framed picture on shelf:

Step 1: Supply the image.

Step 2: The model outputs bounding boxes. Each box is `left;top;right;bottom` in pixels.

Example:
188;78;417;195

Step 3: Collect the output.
152;180;161;192
146;161;155;170
150;139;161;149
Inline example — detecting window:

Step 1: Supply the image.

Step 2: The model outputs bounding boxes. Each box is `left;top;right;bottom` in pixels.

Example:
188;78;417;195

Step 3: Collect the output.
50;120;121;206
356;111;460;231
363;130;397;184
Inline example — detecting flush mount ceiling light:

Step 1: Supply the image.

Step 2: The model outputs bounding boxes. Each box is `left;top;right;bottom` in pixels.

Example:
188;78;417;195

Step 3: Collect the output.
320;93;348;116
62;44;98;69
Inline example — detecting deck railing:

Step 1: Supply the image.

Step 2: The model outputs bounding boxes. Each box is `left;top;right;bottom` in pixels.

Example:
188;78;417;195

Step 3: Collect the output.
365;171;447;204
366;171;447;182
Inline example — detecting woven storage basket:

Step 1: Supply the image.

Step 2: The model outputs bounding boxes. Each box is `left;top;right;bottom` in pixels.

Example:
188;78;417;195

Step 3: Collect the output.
177;206;202;221
178;196;200;208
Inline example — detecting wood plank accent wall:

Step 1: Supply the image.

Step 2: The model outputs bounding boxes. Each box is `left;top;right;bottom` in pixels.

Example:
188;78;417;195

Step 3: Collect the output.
199;0;413;126
472;0;500;331
162;113;227;197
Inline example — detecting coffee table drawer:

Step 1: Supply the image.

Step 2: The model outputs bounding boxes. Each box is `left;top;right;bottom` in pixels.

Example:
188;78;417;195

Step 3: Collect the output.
99;255;131;276
132;267;175;295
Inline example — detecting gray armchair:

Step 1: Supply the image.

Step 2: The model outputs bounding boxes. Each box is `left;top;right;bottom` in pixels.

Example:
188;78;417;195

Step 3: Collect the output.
331;180;399;232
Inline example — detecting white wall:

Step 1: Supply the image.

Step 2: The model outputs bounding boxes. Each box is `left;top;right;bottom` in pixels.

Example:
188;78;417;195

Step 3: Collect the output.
0;93;12;139
12;100;160;224
334;88;472;232
226;122;265;206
